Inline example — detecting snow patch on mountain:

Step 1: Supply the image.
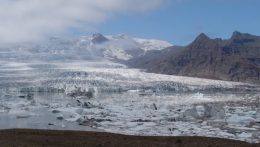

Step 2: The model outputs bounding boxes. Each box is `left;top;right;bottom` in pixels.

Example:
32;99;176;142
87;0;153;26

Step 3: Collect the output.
133;38;172;51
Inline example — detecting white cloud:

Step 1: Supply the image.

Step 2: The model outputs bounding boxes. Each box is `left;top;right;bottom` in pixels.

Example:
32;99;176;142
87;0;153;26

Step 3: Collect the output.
0;0;164;44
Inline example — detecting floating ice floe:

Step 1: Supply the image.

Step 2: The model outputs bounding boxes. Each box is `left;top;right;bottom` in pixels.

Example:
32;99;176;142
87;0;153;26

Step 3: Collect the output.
1;61;260;143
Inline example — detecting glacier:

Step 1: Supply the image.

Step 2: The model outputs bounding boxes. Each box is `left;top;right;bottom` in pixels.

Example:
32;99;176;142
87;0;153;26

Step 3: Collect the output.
0;34;260;143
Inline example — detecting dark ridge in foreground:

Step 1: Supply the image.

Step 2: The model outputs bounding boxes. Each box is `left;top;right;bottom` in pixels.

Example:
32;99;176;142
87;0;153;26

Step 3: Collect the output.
127;31;260;84
0;129;259;147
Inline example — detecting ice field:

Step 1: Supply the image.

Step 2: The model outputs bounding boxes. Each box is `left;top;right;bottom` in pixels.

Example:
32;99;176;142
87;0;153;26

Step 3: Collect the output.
1;60;260;143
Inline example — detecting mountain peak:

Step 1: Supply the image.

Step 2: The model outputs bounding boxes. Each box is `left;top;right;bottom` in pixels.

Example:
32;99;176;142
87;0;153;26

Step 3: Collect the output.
232;31;242;36
229;31;260;45
198;33;209;38
196;33;210;41
231;31;245;39
92;33;108;44
191;33;211;45
230;31;256;40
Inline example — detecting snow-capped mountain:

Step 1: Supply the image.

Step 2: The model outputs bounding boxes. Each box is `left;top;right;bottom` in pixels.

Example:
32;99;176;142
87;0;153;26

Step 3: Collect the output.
2;34;172;62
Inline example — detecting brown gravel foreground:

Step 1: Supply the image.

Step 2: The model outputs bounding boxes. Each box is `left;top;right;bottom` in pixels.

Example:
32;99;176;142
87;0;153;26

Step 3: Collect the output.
0;129;259;147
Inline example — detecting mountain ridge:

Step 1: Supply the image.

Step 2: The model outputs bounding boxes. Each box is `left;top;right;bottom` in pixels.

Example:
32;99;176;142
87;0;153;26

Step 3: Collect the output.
0;33;172;62
127;31;260;84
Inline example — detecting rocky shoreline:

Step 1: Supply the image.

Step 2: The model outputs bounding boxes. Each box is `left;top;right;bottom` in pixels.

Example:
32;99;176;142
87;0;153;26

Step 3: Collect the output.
0;129;259;147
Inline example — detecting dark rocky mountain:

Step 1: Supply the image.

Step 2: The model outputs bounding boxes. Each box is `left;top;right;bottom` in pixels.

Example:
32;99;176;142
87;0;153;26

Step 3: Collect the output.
127;31;260;84
91;33;109;44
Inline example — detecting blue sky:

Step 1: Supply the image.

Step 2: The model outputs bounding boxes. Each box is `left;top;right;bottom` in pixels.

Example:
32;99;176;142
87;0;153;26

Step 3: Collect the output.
0;0;259;45
96;0;260;45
